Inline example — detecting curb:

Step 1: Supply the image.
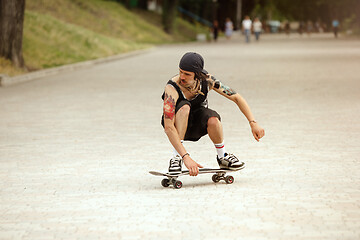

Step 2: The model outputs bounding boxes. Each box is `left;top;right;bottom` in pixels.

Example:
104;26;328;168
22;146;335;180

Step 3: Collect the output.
0;47;154;87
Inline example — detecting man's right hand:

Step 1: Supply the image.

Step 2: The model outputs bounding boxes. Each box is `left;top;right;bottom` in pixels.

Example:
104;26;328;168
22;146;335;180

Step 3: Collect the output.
183;155;203;176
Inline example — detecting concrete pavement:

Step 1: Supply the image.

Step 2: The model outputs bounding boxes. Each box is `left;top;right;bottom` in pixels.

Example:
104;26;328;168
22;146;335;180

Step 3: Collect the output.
1;33;360;239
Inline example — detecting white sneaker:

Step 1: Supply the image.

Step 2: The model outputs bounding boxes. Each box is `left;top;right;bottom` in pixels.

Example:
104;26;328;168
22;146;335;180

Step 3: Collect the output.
217;153;244;170
168;155;182;173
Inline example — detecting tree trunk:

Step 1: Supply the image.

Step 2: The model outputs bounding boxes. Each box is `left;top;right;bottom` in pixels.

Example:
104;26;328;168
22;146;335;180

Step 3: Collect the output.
0;0;26;69
162;0;178;34
138;0;148;10
236;0;242;30
356;1;360;32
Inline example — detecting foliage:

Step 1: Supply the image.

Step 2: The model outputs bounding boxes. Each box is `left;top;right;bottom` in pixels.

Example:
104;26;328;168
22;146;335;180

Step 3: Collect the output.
133;9;203;41
251;1;285;21
270;0;360;23
179;0;215;22
178;0;359;29
0;57;26;76
23;10;148;70
1;0;204;76
162;0;179;34
25;0;173;44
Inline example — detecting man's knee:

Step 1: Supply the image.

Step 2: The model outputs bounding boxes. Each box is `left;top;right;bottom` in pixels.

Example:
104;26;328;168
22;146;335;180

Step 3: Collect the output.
176;104;190;117
207;116;221;129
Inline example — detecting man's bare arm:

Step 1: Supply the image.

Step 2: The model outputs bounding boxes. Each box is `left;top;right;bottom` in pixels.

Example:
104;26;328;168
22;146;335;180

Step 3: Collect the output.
207;75;265;141
162;85;186;156
163;85;203;175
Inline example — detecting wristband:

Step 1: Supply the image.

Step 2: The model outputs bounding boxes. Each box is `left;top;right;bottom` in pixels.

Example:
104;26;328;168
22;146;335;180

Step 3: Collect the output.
249;120;257;124
181;153;190;159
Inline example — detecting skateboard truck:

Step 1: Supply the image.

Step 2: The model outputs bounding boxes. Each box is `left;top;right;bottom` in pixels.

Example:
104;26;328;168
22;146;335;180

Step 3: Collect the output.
211;172;234;184
161;176;183;189
161;172;234;189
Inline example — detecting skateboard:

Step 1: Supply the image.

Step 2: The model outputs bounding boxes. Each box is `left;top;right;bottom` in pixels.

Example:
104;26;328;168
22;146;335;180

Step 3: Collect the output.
149;165;245;189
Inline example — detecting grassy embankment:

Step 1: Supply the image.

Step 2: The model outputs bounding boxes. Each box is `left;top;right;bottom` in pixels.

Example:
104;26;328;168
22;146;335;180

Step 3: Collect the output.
0;0;208;76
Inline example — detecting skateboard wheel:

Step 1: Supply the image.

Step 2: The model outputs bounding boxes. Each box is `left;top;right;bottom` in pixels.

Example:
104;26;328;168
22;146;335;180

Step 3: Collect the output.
161;178;170;187
174;180;182;189
212;174;220;183
225;175;234;184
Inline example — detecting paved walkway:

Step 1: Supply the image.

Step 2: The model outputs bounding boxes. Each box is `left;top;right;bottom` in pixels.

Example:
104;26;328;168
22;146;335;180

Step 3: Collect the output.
1;33;360;239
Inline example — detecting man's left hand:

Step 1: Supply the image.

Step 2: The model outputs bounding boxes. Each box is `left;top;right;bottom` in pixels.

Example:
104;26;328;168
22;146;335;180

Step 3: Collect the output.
250;123;265;142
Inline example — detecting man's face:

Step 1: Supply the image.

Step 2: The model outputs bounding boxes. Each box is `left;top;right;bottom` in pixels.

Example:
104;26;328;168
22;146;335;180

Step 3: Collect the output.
179;68;195;87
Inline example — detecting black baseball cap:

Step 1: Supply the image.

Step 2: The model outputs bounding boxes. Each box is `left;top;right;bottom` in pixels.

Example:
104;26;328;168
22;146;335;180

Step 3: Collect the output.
179;52;208;74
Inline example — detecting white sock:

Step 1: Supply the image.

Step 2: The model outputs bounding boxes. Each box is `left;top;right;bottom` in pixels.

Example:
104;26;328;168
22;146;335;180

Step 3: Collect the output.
173;140;184;157
214;142;226;157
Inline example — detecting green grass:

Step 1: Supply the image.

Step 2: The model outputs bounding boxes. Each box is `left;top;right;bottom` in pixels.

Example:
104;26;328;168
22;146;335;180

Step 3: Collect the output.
23;10;148;70
1;0;207;76
0;58;27;76
25;0;174;44
133;8;202;42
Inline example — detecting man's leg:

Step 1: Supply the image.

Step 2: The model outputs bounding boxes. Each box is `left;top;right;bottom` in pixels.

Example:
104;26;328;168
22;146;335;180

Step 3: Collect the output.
171;103;190;156
207;116;244;169
207;116;223;144
245;29;249;42
207;117;226;157
175;104;190;140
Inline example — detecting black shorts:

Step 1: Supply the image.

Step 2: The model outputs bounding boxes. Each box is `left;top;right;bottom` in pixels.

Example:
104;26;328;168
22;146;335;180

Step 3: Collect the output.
161;100;221;141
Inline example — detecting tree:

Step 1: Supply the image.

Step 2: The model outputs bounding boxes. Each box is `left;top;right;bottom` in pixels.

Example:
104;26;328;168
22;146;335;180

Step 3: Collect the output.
162;0;179;34
137;0;148;10
0;0;26;69
235;0;242;29
270;0;359;23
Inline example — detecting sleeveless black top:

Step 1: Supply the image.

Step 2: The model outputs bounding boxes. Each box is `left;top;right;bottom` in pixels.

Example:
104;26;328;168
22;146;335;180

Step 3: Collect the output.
162;80;209;109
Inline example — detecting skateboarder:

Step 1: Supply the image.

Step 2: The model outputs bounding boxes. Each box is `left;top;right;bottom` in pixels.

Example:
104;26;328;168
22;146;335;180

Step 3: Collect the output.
161;52;265;176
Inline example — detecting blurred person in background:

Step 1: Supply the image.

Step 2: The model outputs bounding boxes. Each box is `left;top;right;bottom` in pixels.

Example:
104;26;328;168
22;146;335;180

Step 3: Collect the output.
242;15;252;43
306;20;313;36
332;19;340;38
284;20;290;36
298;21;305;35
212;20;219;42
253;17;263;41
225;18;234;40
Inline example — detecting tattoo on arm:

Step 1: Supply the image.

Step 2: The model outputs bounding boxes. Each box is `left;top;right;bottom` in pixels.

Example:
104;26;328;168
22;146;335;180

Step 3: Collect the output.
163;93;176;120
208;75;236;96
221;84;236;96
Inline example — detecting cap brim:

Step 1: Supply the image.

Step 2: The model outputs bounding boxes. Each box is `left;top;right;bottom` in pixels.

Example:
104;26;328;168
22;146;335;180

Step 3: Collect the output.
201;69;208;74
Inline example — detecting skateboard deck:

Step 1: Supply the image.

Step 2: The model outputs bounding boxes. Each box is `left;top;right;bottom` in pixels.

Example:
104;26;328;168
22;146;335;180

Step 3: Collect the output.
149;165;245;189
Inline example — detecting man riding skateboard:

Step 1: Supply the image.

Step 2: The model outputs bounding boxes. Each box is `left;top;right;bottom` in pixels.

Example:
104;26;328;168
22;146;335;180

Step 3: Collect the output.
161;52;265;176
